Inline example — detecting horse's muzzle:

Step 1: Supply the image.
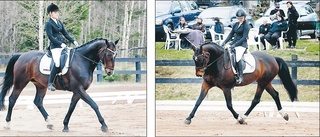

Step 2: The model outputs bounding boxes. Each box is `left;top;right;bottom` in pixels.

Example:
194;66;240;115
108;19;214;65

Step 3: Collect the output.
105;68;114;76
195;68;204;77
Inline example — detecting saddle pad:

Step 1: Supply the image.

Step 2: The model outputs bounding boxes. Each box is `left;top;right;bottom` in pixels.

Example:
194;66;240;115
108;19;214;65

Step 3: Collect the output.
232;52;256;74
39;50;71;75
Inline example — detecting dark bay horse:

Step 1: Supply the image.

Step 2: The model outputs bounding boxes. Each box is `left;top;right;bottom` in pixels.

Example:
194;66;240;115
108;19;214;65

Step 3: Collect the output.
0;38;118;132
185;42;298;125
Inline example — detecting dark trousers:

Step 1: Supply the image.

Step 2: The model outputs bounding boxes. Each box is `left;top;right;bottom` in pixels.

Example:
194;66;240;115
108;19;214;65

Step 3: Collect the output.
287;24;297;47
265;32;280;46
254;35;266;50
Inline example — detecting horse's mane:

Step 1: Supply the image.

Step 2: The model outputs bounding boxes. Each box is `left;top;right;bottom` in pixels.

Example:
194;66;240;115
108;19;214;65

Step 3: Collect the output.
75;37;106;49
200;42;224;53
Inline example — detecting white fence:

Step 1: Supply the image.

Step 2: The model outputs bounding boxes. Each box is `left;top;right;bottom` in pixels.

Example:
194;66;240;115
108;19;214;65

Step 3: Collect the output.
156;100;319;118
4;90;146;109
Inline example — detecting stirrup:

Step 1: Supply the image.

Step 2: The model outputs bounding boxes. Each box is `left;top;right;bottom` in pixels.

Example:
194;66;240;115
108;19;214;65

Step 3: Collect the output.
48;83;56;91
236;77;243;84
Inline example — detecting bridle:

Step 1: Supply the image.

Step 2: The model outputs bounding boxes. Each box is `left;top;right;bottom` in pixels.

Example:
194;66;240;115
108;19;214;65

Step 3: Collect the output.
76;46;117;70
193;51;224;71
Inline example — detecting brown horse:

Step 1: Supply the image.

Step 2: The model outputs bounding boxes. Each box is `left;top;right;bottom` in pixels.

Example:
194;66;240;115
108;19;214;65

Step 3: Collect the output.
0;38;118;132
185;42;298;125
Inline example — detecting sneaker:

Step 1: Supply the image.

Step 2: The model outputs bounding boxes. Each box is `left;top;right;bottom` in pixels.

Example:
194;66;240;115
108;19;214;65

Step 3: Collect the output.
291;46;296;49
286;45;292;49
272;45;277;50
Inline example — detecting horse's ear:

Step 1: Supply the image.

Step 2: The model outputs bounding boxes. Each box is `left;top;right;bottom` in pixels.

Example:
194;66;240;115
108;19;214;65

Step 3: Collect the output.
105;39;109;46
191;45;197;51
114;38;120;45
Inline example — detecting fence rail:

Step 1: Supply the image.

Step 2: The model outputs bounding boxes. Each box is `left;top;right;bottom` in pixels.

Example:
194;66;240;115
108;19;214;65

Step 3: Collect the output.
156;55;320;85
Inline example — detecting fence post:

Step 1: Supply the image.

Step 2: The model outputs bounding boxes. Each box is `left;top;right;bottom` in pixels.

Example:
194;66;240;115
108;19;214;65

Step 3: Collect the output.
97;62;103;82
135;55;141;82
291;54;297;85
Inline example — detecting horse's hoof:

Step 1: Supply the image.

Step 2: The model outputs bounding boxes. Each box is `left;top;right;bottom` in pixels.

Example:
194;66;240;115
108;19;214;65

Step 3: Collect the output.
238;119;247;125
47;124;54;130
184;119;191;125
283;113;289;121
101;126;108;132
62;128;69;132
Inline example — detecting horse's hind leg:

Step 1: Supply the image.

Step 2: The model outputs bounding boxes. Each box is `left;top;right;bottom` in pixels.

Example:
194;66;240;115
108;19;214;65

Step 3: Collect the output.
33;86;53;129
265;84;289;121
4;84;27;129
62;93;81;132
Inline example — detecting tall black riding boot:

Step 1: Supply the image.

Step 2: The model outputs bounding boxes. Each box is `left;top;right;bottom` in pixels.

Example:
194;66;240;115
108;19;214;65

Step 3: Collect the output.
236;62;243;84
48;66;58;91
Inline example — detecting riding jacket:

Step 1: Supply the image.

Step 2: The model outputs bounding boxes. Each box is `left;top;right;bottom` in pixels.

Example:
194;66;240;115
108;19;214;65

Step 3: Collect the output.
223;20;250;48
45;18;74;49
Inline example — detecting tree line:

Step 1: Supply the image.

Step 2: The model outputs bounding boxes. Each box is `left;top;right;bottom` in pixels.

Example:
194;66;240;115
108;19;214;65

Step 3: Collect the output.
0;1;146;58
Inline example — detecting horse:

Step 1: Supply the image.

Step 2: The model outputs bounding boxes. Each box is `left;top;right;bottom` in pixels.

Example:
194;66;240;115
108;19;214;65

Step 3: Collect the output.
0;37;118;132
185;42;298;125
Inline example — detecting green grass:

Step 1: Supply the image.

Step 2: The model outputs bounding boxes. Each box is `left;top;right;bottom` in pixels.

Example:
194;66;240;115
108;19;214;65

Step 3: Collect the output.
156;39;320;102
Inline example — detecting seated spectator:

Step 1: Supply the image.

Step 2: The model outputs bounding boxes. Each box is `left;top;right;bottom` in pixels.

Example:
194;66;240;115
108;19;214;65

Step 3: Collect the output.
265;14;288;50
255;19;271;50
213;17;224;41
175;17;188;30
270;3;285;18
192;17;206;33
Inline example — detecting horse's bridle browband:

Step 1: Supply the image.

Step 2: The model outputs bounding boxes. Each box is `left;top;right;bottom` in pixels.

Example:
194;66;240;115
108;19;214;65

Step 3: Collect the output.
75;47;117;70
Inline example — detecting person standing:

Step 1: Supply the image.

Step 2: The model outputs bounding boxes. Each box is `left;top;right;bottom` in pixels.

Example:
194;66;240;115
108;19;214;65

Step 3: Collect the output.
45;3;79;91
270;3;285;18
255;19;271;50
286;1;299;49
220;9;250;84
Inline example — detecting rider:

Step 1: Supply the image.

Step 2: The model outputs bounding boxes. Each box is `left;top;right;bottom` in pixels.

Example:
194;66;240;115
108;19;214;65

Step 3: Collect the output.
220;9;250;84
45;3;79;91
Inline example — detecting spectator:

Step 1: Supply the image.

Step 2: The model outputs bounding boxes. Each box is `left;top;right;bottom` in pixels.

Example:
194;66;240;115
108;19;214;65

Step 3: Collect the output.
192;17;206;33
220;9;250;84
255;19;271;50
270;3;286;18
175;17;188;30
260;0;268;7
213;17;224;41
286;1;299;49
265;14;288;50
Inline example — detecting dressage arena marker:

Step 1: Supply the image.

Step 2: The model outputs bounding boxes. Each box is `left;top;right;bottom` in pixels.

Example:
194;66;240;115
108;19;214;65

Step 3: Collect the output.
4;90;146;109
156;100;319;118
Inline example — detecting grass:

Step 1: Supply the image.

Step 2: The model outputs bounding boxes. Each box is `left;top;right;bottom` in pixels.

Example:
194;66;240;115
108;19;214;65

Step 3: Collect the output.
156;39;320;102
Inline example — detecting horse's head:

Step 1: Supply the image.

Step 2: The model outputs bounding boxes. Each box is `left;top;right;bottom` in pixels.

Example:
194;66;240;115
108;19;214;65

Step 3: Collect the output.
99;39;119;76
191;42;224;77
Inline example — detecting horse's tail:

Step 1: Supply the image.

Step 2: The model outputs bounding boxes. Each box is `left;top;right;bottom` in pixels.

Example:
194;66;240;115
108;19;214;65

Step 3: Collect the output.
275;57;298;102
0;54;21;110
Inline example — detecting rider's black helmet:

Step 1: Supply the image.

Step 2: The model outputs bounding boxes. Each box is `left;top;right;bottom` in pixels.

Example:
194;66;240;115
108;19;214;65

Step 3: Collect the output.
236;9;246;19
47;3;59;14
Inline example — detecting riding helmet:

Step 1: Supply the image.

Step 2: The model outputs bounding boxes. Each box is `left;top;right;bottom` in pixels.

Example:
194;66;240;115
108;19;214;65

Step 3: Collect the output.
47;3;59;13
236;9;246;19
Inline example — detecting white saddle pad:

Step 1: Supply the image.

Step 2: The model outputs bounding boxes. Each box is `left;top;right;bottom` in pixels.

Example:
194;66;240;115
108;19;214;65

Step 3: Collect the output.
231;52;256;74
39;50;71;75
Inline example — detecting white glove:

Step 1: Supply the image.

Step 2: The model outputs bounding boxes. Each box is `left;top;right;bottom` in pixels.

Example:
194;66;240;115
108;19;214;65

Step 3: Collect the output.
61;43;67;48
73;41;79;47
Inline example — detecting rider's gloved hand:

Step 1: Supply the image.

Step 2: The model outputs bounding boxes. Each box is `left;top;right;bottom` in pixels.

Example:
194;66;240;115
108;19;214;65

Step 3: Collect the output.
73;41;79;47
61;43;67;48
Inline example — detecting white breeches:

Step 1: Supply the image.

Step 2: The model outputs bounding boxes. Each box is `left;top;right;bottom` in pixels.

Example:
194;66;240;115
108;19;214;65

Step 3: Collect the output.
234;46;246;62
51;48;63;67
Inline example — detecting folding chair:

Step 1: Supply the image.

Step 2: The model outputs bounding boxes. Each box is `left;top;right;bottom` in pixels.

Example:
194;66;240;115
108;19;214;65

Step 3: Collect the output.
209;28;224;45
248;28;261;51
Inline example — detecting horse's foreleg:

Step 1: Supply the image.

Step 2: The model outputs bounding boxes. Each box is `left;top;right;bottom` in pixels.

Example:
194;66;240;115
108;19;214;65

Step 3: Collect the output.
79;92;108;132
34;87;52;130
62;93;81;132
185;81;212;125
223;88;243;123
265;84;288;121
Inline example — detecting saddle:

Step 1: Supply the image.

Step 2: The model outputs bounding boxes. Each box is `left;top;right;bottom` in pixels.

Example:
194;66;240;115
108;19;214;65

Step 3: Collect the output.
228;48;256;74
39;48;71;75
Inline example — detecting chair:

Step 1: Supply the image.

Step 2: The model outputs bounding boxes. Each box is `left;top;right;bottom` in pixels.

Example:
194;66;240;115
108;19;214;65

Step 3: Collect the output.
209;28;224;44
223;27;232;42
163;25;181;50
265;28;288;50
247;28;261;51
